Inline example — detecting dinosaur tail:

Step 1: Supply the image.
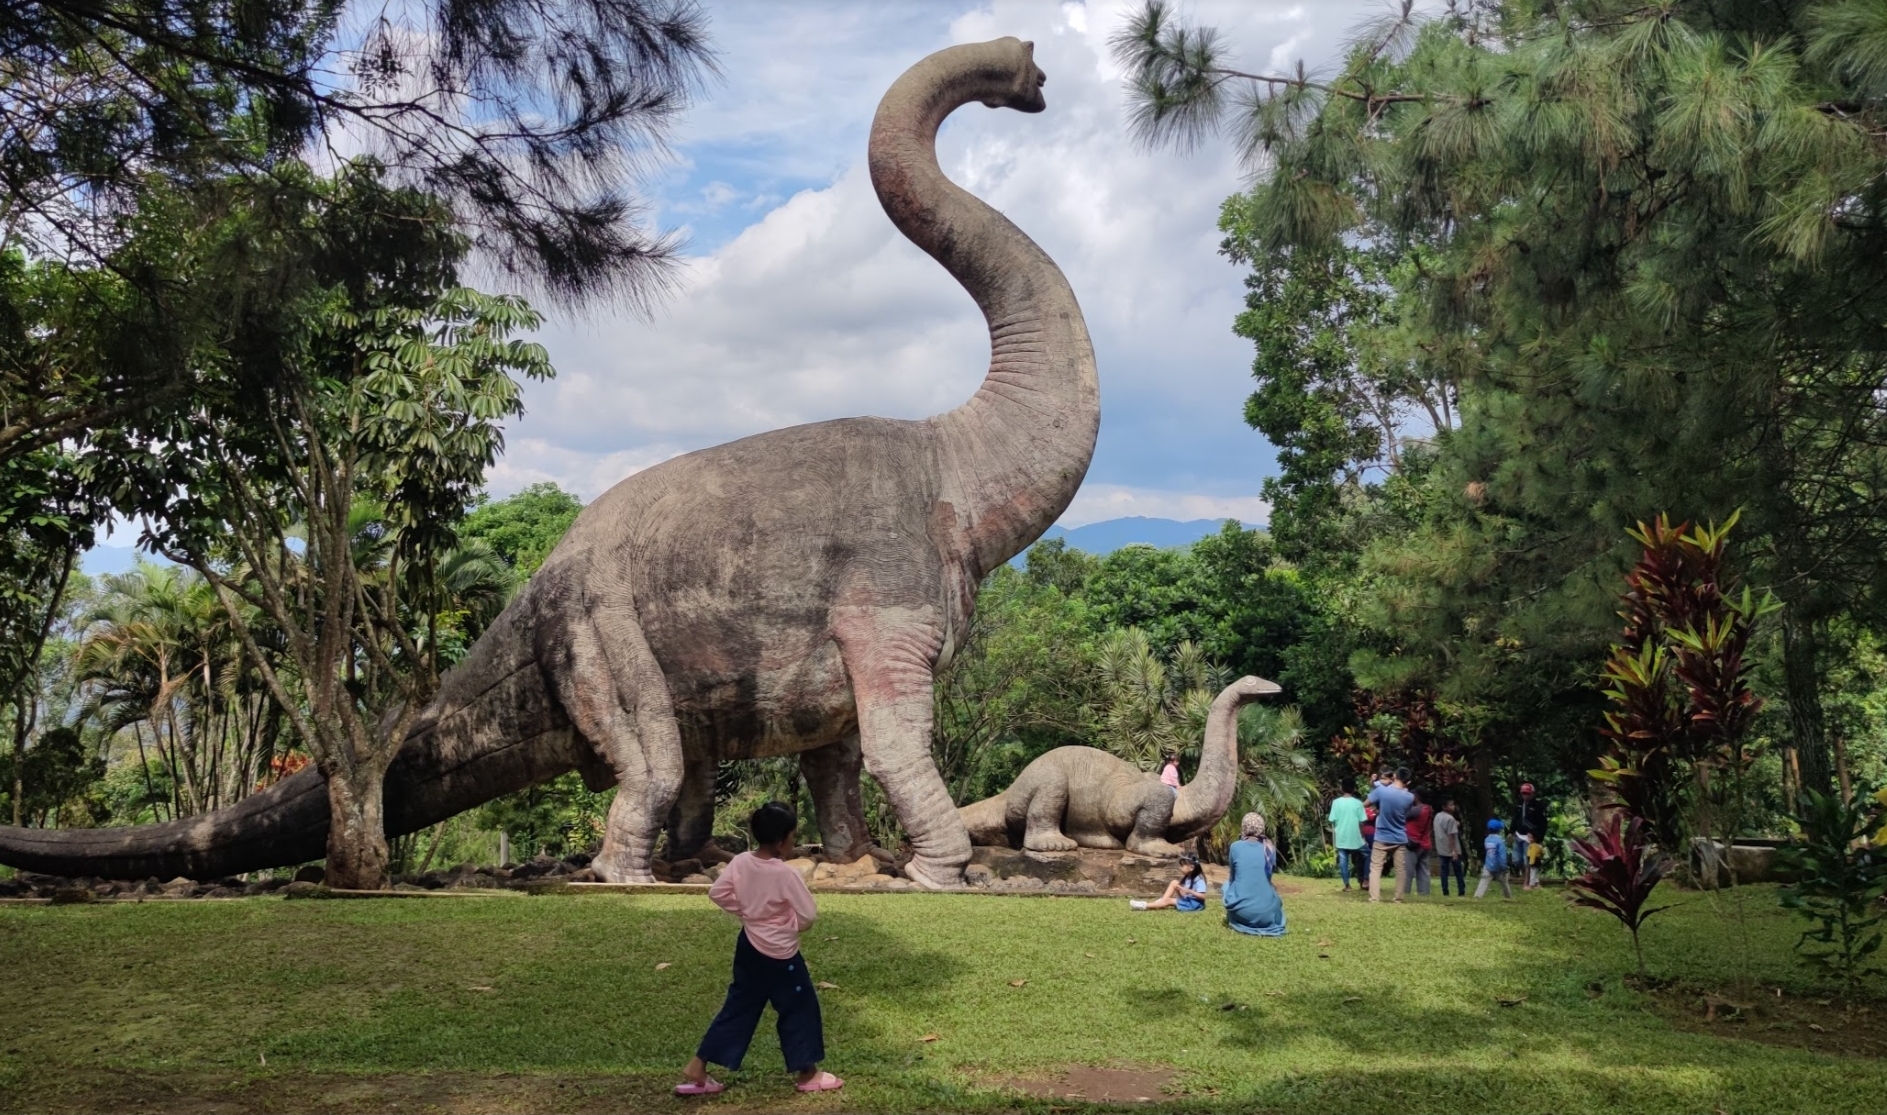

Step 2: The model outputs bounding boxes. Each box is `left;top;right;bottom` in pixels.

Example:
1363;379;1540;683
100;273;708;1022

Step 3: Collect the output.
958;793;1012;847
0;599;588;880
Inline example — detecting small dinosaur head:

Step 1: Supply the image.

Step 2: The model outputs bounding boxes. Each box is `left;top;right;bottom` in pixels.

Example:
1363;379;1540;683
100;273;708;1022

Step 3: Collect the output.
976;37;1048;113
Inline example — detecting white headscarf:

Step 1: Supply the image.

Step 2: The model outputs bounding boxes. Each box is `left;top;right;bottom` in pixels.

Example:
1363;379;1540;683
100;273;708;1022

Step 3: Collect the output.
1241;812;1267;841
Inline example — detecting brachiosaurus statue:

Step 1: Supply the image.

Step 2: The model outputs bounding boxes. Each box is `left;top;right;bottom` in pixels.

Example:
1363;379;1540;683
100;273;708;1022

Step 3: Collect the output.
959;677;1280;855
0;37;1098;890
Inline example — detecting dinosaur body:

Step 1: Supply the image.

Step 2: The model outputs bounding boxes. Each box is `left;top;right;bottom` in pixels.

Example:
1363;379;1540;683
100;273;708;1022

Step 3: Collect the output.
959;677;1281;856
0;37;1098;890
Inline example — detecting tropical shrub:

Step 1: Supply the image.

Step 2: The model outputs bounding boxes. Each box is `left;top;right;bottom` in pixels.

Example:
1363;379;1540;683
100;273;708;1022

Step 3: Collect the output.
1567;814;1675;976
1779;789;1887;987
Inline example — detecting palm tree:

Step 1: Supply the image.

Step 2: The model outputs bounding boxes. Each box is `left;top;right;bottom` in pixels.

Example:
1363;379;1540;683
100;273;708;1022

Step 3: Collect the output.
1093;629;1226;770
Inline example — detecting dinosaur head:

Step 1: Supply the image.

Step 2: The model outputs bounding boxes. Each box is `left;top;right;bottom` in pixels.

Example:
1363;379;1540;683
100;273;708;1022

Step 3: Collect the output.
974;37;1047;113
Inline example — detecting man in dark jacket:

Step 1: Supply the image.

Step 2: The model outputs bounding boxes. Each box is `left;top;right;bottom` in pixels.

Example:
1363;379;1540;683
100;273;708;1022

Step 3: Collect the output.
1513;782;1549;890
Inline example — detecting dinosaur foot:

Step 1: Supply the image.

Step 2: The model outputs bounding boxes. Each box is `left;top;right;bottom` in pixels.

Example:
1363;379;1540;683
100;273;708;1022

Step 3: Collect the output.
591;849;658;884
1023;834;1080;852
902;855;966;891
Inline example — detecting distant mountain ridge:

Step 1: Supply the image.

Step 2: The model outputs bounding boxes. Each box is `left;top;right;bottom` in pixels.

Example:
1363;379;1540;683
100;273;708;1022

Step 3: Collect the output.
1029;516;1261;558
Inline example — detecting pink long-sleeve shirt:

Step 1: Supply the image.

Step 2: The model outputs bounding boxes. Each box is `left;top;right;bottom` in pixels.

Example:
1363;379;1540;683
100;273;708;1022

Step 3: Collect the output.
708;851;819;960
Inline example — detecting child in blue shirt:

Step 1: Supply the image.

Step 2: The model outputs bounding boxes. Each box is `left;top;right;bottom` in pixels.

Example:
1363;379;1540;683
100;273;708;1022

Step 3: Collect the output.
1473;819;1513;899
1130;852;1210;911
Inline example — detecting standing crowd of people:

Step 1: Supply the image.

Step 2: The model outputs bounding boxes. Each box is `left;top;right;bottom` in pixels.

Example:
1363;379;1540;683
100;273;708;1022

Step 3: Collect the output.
1326;770;1551;902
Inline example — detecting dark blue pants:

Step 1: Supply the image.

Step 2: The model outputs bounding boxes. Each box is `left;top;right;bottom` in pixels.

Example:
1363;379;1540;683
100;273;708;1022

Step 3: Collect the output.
696;931;825;1072
1438;855;1467;895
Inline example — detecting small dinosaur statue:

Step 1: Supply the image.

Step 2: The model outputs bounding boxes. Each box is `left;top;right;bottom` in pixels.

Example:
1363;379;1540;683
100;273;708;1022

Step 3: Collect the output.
0;37;1098;890
959;677;1281;856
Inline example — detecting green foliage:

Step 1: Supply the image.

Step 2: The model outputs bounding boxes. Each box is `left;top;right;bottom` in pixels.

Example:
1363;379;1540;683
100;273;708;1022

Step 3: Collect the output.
474;772;612;862
1778;789;1887;986
0;726;104;828
461;483;583;579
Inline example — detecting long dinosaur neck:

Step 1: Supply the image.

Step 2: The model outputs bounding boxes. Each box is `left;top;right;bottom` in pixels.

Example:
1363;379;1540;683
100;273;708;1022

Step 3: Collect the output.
867;40;1100;578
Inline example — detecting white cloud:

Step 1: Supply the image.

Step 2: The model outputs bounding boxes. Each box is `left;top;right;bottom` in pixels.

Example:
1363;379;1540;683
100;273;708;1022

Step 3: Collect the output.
1061;484;1270;528
498;0;1388;522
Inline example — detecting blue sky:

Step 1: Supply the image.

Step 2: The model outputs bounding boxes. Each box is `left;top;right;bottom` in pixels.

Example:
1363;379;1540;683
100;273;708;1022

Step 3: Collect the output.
482;0;1395;527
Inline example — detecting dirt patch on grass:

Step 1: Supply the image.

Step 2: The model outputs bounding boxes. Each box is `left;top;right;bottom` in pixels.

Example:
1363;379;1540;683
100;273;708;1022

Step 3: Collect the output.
0;1068;851;1115
989;1065;1177;1104
1645;980;1887;1058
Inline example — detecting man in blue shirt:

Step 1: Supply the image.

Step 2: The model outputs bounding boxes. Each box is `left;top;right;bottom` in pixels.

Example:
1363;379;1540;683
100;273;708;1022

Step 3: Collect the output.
1365;767;1417;903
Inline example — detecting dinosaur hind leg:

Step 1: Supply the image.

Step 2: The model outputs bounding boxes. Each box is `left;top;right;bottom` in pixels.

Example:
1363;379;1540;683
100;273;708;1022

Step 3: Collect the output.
663;758;716;861
1020;782;1078;852
540;606;682;884
801;734;871;861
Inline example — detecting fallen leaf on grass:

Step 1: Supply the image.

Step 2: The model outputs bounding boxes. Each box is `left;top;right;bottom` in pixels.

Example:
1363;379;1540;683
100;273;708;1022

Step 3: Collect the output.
1341;996;1363;1004
1317;938;1334;948
919;1033;940;1043
1126;937;1137;944
816;981;839;990
1497;995;1528;1007
1084;952;1096;958
1809;1023;1826;1033
825;935;839;941
1009;979;1028;988
1265;990;1286;998
654;962;670;971
468;986;493;992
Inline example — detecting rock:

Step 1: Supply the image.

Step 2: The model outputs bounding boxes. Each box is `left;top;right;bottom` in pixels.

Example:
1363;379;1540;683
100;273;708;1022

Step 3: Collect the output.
284;880;322;899
243;881;275;896
162;877;195;896
564;851;593;868
860;873;895;887
565;868;599;883
885;878;914;890
712;832;748;854
417;872;448;890
0;880;23;897
792;844;821;860
292;865;325;885
705;864;724;883
513;855;562;879
666;858;703;879
92;881;120;898
49;886;94;905
682;873;712;884
999;875;1045;892
963;864;995;887
204;886;238;898
811;863;839;884
697;841;735;866
835;857;879;881
784;857;817;884
867;846;898;866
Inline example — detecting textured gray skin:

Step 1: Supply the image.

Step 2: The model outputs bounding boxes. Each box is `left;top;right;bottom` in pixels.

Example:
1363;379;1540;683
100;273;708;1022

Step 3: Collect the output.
959;677;1281;855
0;38;1098;890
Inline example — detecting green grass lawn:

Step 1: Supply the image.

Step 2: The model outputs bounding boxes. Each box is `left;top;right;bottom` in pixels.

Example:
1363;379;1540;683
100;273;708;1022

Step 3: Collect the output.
0;878;1879;1113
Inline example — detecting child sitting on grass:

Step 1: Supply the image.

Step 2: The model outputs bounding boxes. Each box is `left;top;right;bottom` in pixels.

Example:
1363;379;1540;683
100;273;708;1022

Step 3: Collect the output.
1129;851;1209;911
676;801;843;1097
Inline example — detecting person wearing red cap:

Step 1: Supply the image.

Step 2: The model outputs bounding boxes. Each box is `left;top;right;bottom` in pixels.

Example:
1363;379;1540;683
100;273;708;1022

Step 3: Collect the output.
1512;782;1549;890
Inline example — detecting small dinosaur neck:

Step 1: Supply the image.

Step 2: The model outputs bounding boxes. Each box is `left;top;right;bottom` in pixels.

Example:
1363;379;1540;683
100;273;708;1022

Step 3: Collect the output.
867;39;1100;579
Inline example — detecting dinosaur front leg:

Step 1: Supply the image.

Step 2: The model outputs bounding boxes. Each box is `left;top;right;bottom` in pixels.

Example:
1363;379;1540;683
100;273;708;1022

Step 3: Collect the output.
663;758;717;861
800;734;872;862
540;608;683;884
833;608;970;889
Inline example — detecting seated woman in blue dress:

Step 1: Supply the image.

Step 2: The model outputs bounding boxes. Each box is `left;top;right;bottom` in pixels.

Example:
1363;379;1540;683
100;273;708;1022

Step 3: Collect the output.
1129;852;1208;911
1223;812;1286;937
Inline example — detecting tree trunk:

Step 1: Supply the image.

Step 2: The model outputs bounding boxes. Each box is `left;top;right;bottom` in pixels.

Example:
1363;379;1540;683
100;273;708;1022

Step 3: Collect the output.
323;762;391;889
1781;614;1832;800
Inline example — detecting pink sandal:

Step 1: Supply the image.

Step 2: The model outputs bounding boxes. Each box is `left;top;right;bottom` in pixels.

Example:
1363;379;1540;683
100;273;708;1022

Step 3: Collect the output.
796;1071;845;1093
674;1076;725;1096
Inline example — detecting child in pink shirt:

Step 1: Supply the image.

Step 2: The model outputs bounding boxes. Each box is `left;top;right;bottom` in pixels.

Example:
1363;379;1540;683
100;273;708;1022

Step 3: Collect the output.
677;802;843;1096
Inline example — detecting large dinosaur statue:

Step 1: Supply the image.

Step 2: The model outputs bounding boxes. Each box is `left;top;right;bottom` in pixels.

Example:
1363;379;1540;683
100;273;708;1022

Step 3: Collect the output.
0;37;1098;890
959;677;1280;856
